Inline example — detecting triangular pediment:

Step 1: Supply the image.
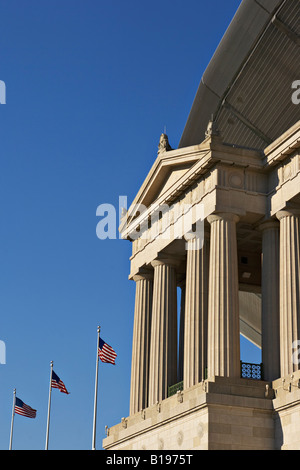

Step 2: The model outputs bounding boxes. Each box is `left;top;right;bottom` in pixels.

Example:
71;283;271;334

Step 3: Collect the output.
119;135;217;238
145;162;193;205
127;143;210;215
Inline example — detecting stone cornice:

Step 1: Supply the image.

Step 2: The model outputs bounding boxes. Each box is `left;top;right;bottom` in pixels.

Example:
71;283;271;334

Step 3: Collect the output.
119;123;300;277
120;137;263;241
263;120;300;168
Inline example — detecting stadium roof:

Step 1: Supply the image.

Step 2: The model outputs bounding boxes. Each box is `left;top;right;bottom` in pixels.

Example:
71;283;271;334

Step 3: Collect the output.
179;0;300;150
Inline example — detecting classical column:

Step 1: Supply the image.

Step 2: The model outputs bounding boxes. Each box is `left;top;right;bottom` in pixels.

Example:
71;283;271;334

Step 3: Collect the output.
183;234;209;389
148;259;178;406
207;213;240;378
259;220;280;381
129;273;153;415
276;210;300;377
178;279;185;383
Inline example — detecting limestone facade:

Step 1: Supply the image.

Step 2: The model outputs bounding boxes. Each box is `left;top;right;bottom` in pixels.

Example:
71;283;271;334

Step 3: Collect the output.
103;377;275;451
103;120;300;450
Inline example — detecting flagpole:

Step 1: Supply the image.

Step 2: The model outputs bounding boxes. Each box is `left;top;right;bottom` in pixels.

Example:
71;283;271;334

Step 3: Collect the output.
9;388;16;450
45;360;53;450
92;325;100;450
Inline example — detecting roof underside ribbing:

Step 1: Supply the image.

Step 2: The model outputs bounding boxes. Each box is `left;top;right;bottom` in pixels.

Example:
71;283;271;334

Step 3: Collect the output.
179;0;300;150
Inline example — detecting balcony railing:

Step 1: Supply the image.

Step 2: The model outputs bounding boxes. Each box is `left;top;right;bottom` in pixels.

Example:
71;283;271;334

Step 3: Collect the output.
240;361;263;380
168;362;263;397
168;380;183;397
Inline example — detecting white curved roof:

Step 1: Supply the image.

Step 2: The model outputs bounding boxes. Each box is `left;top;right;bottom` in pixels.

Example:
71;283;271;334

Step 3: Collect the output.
179;0;300;150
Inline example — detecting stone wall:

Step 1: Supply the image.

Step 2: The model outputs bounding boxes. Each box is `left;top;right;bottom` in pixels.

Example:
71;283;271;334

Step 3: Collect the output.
103;377;275;450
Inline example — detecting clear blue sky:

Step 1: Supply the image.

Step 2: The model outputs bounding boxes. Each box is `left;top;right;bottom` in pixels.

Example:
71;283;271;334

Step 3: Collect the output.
0;0;260;450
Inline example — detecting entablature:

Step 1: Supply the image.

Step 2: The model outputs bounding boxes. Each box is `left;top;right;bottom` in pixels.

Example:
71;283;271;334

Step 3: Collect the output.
120;135;264;239
265;121;300;216
121;123;300;277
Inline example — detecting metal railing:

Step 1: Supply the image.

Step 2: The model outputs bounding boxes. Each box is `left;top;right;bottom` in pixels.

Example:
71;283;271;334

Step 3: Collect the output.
168;380;183;397
168;362;263;397
240;361;263;380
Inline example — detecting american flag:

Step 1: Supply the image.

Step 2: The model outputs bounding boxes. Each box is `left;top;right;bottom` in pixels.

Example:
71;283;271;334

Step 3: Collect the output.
51;370;69;394
15;397;37;418
98;337;117;365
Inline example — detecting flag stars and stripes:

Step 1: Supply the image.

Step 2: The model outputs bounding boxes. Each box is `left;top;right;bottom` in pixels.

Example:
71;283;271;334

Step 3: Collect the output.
98;337;117;365
15;397;37;419
51;370;69;394
10;329;116;450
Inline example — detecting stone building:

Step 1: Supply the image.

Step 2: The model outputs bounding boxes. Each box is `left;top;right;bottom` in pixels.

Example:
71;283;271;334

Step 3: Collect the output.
103;0;300;450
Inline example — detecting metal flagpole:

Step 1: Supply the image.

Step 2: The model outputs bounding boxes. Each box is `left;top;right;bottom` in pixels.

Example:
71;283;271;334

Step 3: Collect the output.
45;360;53;450
92;325;100;450
9;388;16;450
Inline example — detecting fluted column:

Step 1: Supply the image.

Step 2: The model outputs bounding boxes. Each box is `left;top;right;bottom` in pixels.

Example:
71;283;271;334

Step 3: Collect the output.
129;273;153;415
183;234;209;389
259;220;280;381
178;279;185;383
207;213;240;378
276;210;300;377
148;259;178;406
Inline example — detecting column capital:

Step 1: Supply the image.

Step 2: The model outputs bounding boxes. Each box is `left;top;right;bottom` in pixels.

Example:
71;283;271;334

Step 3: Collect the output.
184;227;209;250
207;212;240;225
151;258;181;269
258;219;280;232
132;271;153;282
276;209;300;220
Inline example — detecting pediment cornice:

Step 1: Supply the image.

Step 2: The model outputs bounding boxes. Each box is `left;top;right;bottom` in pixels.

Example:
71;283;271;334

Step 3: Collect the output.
263;120;300;167
120;135;264;239
130;141;210;210
119;138;213;236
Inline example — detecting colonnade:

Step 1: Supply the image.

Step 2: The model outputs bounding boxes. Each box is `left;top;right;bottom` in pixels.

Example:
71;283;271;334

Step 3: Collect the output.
129;209;300;415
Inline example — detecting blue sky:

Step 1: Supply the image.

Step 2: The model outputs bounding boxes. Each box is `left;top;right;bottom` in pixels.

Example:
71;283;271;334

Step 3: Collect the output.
0;0;261;450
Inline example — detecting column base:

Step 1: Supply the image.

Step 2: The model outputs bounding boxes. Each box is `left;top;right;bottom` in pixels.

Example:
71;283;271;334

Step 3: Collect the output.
103;376;275;450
